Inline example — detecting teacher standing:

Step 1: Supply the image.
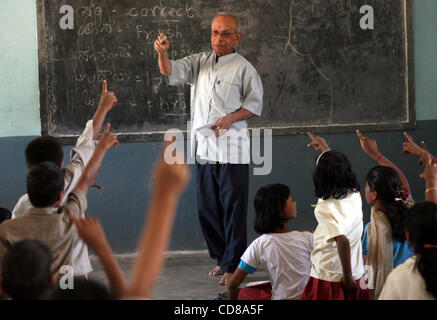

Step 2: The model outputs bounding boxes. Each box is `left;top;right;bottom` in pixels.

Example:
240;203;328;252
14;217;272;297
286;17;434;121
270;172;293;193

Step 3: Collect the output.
154;13;263;285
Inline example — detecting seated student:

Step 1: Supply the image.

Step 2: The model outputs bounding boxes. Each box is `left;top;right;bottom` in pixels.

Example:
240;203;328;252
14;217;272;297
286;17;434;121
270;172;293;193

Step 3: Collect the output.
12;80;117;218
356;130;415;298
0;208;11;224
11;81;117;278
301;133;369;300
379;139;437;300
379;201;437;300
0;124;119;277
1;240;54;300
57;140;190;300
227;184;313;300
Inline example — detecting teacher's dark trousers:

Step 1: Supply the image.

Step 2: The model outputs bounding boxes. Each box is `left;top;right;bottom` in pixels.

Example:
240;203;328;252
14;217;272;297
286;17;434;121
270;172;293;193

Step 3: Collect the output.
195;162;248;273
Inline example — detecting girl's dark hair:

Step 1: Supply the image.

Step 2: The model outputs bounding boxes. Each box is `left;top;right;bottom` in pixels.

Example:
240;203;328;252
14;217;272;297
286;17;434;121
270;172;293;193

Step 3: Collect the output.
366;166;408;241
254;184;291;234
405;202;437;299
313;150;360;200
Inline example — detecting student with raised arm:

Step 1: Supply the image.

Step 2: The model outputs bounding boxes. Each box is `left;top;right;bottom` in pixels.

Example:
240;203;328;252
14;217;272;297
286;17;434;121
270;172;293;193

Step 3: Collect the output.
10;80;117;278
301;132;369;300
0;124;118;276
13;80;118;217
70;216;128;298
127;140;190;299
379;141;437;299
402;132;437;204
356;129;411;195
379;201;437;300
356;130;415;298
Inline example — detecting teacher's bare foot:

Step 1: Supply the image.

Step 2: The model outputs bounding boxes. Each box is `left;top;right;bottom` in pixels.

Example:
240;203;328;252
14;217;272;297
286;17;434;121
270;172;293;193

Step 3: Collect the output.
218;273;233;286
209;266;223;277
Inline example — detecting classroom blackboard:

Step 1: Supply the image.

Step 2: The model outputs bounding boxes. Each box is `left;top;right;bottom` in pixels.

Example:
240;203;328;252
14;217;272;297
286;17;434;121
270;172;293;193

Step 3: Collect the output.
37;0;415;142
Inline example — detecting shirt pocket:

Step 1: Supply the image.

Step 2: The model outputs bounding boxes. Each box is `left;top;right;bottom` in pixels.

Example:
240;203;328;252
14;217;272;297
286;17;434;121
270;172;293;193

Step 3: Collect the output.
213;77;242;112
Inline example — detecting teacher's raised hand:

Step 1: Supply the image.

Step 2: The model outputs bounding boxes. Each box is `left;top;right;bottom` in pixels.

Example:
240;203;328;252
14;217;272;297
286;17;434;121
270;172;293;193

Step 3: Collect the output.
154;32;170;54
154;33;172;75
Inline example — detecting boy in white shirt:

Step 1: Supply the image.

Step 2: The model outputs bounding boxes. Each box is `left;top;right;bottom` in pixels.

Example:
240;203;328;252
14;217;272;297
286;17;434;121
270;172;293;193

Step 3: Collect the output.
11;80;117;277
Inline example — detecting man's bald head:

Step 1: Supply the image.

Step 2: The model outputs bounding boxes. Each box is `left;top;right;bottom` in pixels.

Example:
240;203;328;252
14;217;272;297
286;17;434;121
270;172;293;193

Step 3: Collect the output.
212;13;240;33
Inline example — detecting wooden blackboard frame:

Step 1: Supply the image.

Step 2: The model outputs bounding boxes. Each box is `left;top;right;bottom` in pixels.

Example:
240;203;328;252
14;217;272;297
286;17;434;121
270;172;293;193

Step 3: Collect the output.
36;0;415;144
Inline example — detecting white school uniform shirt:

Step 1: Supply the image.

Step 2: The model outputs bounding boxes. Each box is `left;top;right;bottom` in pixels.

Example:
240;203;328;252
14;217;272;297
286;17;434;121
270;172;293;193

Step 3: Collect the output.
239;231;314;300
11;120;96;276
379;256;435;300
310;192;365;282
168;50;263;164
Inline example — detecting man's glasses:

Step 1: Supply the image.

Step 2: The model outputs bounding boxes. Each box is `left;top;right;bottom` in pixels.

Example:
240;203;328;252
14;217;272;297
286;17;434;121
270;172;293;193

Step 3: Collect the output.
211;31;238;39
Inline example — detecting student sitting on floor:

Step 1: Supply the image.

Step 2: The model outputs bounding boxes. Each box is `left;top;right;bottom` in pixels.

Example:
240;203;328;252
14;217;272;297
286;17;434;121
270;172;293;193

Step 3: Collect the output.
379;201;437;300
378;138;437;300
227;184;313;300
356;130;415;298
301;133;369;300
11;80;117;278
0;240;54;300
0;124;118;277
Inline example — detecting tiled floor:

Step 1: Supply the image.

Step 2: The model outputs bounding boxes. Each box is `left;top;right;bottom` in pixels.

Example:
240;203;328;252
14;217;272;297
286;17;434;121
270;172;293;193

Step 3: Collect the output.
88;250;269;300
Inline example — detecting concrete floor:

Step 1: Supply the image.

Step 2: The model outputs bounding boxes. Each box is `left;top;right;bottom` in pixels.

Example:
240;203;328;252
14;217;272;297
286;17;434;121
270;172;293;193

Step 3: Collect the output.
88;250;269;300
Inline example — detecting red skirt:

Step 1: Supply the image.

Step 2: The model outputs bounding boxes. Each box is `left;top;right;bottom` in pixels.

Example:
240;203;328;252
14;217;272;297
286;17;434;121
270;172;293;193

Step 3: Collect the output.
300;276;370;300
238;281;272;300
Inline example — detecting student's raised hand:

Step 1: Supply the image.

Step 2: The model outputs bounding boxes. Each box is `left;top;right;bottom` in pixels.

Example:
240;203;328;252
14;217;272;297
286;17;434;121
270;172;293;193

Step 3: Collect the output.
402;132;430;166
307;132;330;152
71;216;108;252
356;129;381;161
98;80;118;112
154;139;190;196
154;33;170;54
98;123;119;150
419;153;437;181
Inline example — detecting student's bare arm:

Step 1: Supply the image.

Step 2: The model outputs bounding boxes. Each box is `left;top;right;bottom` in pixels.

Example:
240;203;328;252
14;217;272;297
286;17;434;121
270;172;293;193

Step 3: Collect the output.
75;124;118;196
356;129;411;194
92;80;118;140
403;132;436;165
334;235;356;291
227;268;248;300
307;132;331;152
71;216;127;298
421;154;437;204
128;140;190;298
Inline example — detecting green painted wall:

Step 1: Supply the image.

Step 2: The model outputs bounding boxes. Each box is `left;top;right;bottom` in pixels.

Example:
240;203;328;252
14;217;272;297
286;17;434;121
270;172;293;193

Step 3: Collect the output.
413;0;437;120
0;0;40;137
